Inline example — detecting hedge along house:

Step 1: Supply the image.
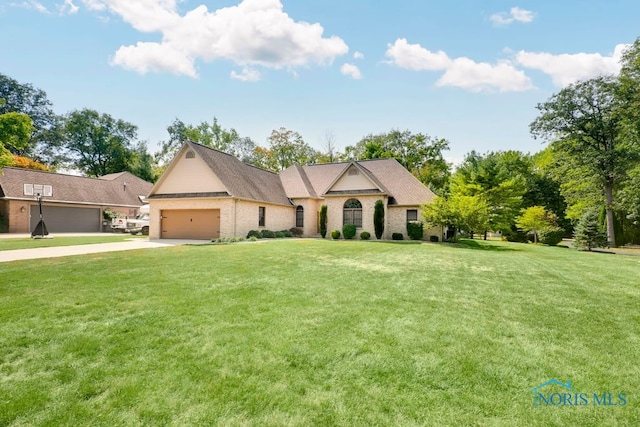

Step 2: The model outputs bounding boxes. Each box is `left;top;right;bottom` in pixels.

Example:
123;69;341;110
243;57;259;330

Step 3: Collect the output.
0;167;153;233
148;141;441;240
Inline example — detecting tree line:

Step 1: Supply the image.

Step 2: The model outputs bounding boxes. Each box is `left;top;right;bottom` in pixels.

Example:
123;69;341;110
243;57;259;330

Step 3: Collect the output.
1;37;639;246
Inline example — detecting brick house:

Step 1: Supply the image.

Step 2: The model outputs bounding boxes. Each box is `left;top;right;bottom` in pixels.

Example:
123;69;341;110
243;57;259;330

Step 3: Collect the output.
148;141;440;240
0;168;153;233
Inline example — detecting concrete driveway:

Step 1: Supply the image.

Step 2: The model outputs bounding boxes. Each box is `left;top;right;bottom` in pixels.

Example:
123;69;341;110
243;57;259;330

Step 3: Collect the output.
0;234;210;263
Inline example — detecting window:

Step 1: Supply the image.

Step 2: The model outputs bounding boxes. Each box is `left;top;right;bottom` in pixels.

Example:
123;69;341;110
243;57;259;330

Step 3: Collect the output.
185;150;195;159
348;168;359;176
407;209;418;222
343;199;362;227
296;206;304;228
259;206;265;227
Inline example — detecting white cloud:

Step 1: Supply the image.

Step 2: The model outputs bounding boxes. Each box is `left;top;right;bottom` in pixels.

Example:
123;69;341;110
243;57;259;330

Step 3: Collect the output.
385;38;533;92
231;67;262;82
10;1;49;13
86;0;349;78
59;0;79;14
341;63;362;80
490;7;535;26
516;44;628;86
353;51;364;60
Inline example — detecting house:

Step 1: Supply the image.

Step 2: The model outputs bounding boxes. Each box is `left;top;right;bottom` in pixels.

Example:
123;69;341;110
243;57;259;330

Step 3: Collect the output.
148;141;440;240
0;167;153;233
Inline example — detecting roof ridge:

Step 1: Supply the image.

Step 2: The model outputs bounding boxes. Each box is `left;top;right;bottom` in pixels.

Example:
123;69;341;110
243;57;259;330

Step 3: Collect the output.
187;141;280;176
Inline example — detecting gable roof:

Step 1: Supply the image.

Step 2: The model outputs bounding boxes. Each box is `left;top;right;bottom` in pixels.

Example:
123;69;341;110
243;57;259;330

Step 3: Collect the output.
150;142;293;206
283;158;435;206
152;143;436;207
0;167;153;207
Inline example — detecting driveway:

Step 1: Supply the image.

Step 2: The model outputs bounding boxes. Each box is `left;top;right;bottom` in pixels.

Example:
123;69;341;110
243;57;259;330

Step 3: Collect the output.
0;237;210;263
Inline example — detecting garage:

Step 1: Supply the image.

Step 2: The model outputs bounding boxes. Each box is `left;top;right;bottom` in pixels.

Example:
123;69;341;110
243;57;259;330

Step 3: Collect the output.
30;205;101;233
161;209;220;240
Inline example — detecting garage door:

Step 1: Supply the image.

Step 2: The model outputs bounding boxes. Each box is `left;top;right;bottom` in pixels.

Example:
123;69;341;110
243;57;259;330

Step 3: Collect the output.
30;205;101;233
161;209;220;240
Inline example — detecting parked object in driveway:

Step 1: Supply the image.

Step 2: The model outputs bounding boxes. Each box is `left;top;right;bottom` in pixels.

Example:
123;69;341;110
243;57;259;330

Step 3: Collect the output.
111;204;149;235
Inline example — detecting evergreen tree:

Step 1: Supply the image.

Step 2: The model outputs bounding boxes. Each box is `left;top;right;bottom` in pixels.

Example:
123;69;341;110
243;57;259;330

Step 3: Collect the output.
319;205;327;238
574;209;608;251
374;199;385;239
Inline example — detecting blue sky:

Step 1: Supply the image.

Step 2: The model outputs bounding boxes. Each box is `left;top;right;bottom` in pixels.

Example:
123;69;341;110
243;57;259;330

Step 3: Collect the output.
1;0;639;164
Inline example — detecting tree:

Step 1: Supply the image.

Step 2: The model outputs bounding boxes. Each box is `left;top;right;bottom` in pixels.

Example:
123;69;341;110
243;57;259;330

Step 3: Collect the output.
344;129;451;194
530;76;639;247
9;154;50;171
0;111;33;168
319;204;327;238
450;150;527;235
516;206;557;243
62;109;138;177
155;117;258;167
374;199;385;239
0;73;63;165
574;209;608;251
422;194;488;240
265;127;318;171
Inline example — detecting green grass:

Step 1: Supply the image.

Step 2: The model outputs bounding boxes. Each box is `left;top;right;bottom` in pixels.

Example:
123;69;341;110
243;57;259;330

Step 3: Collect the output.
1;239;639;426
0;234;145;251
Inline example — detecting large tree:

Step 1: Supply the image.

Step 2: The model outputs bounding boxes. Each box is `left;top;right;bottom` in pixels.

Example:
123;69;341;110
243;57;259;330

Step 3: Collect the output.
530;75;639;247
0;110;33;168
263;127;318;171
156;117;258;167
62;109;139;177
0;73;63;165
450;150;528;234
344;129;451;194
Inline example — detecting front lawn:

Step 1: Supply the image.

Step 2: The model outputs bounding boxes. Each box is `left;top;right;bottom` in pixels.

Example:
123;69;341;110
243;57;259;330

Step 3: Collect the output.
0;234;145;251
1;239;638;425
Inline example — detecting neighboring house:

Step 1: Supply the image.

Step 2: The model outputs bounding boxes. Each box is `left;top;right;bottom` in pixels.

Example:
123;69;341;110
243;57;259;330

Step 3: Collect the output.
148;141;440;240
0;167;153;233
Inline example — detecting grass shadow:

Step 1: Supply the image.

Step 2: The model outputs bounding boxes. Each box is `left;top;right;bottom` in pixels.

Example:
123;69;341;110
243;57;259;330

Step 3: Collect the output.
444;238;522;252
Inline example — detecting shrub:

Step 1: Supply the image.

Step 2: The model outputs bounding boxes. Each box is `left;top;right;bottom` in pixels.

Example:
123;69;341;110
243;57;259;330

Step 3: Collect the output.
249;236;258;242
343;224;356;239
503;229;528;243
360;231;371;240
429;235;439;242
247;230;260;239
275;231;286;238
319;205;328;238
406;221;424;240
260;229;275;238
374;199;385;239
289;227;303;237
331;229;341;239
392;232;404;240
539;227;564;246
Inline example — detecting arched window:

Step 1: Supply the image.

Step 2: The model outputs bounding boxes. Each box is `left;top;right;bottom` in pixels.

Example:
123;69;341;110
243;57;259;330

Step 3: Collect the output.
185;150;195;159
343;199;362;227
296;206;304;228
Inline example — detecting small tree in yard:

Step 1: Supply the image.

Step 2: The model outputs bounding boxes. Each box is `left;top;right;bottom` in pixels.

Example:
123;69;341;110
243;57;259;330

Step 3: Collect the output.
374;199;385;239
319;204;327;238
574;209;608;251
516;206;557;243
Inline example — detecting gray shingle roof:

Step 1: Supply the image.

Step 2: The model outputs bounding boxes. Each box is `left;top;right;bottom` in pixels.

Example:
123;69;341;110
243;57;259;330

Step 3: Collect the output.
0;167;153;207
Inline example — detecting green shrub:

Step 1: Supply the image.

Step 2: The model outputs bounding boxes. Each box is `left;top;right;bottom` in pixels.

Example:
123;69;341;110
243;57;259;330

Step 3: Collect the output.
319;205;328;238
392;232;404;240
289;227;303;237
360;231;371;240
331;229;341;239
539;227;564;246
260;229;275;238
249;236;258;242
429;235;439;242
503;229;528;243
374;199;384;239
275;231;288;238
343;224;356;239
406;221;424;240
247;230;260;239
